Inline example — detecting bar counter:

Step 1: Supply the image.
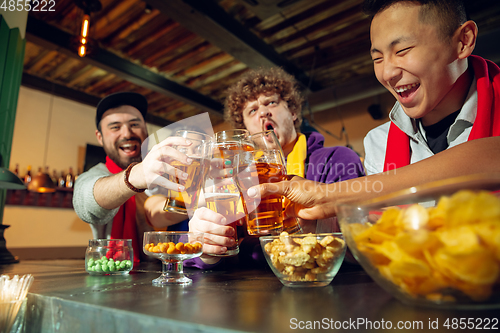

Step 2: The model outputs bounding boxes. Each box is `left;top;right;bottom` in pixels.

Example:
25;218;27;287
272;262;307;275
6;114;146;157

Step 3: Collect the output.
1;259;498;333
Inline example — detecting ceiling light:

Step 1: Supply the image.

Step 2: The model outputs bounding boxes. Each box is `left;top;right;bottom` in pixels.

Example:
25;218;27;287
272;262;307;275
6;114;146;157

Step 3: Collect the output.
73;0;102;57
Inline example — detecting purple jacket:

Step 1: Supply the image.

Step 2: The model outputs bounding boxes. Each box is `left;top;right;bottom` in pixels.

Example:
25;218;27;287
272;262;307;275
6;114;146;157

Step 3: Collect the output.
302;131;365;183
185;131;365;269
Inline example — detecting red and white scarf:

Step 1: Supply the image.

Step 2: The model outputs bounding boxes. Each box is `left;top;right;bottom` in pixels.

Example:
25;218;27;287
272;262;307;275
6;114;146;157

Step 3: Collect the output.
384;55;500;171
105;156;141;264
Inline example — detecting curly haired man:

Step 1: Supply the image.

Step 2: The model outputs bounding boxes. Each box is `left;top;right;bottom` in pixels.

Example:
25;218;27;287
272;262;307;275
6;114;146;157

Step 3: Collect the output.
188;67;364;264
224;67;364;184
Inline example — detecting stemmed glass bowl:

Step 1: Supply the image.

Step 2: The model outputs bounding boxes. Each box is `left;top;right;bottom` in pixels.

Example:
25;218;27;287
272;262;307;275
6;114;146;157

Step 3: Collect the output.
143;231;204;286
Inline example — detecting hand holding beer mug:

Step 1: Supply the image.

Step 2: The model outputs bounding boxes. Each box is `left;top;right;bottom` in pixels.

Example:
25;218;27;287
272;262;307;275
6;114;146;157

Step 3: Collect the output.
236;130;290;235
163;130;211;215
202;140;246;256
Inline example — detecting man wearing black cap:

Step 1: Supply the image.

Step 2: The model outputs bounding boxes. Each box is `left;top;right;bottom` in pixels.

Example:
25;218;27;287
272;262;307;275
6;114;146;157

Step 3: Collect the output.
73;92;189;263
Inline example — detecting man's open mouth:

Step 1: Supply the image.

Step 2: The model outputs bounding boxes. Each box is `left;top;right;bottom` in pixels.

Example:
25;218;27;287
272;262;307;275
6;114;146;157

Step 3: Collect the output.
263;121;275;132
119;141;140;156
394;83;420;99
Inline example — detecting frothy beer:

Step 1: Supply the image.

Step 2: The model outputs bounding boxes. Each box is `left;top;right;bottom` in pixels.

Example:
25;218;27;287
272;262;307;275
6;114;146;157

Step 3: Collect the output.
205;192;241;256
245;161;285;235
164;157;209;214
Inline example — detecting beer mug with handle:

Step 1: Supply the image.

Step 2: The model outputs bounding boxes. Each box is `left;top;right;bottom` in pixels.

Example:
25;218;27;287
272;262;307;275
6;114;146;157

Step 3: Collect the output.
237;130;301;235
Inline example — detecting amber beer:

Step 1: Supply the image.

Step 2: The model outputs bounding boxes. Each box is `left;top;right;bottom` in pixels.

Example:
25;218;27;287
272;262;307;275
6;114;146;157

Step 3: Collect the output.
246;161;286;235
205;192;241;256
213;142;253;159
205;140;254;252
282;195;302;233
164;157;209;214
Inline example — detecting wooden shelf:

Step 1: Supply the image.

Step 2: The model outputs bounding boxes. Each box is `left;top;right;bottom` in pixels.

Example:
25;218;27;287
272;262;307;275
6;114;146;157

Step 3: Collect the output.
6;188;73;209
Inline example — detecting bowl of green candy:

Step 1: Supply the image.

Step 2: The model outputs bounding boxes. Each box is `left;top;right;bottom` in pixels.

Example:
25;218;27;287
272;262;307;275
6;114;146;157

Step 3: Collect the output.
85;239;133;275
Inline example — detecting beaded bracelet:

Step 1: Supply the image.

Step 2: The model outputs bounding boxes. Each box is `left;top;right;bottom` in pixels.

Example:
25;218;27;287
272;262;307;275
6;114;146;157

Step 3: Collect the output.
124;162;145;193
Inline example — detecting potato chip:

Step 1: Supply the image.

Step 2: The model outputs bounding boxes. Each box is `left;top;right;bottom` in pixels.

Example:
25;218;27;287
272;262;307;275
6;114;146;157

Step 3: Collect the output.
348;223;370;236
427;196;449;230
446;190;500;227
433;246;499;285
416;271;449;295
470;191;500;222
401;204;429;230
356;228;394;245
473;222;500;261
435;225;481;255
376;207;404;234
394;229;440;258
358;244;391;266
366;241;405;262
350;190;500;303
388;255;431;278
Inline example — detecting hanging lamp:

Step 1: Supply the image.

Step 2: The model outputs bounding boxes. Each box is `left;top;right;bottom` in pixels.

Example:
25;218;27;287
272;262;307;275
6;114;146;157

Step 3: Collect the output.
74;0;102;57
0;167;25;190
27;93;56;193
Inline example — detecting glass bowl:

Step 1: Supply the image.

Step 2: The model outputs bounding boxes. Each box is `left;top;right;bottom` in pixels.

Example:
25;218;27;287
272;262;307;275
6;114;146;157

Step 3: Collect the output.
337;173;500;309
85;239;133;275
143;231;204;286
260;232;346;287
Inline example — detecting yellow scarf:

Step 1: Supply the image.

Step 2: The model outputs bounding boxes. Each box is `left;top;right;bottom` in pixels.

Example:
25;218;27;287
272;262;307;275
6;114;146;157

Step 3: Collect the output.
286;134;307;178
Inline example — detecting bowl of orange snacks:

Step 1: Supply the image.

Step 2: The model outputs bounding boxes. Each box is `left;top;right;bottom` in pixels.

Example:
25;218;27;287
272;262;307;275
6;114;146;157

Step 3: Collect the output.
338;173;500;309
143;231;204;286
260;232;347;287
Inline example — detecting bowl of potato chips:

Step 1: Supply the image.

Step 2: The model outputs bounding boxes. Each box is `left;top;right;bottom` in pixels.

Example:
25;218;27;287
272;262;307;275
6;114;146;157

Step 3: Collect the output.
337;173;500;309
260;232;347;287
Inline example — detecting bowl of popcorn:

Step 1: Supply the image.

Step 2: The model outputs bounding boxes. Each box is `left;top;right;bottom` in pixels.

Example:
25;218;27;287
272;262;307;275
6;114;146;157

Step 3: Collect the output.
260;232;347;287
337;173;500;309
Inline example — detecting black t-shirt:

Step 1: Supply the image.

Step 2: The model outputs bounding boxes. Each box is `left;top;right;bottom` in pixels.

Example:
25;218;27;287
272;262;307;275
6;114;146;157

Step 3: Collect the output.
421;110;461;154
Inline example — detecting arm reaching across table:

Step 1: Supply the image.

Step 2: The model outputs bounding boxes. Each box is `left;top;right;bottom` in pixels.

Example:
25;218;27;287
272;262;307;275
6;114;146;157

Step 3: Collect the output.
248;137;500;220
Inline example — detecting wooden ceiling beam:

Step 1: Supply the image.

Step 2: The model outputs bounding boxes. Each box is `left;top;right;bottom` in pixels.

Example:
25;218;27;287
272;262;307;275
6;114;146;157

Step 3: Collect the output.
270;5;364;47
258;1;343;38
144;0;322;92
25;16;224;116
22;73;101;106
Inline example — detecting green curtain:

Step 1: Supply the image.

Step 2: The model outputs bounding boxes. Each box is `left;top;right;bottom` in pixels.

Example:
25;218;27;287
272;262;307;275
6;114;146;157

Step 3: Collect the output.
0;14;26;225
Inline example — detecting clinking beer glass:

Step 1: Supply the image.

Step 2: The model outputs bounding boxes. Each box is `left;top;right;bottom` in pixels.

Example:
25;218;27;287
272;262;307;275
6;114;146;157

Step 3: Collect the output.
163;130;211;214
200;129;254;255
203;140;247;256
214;129;250;144
237;130;301;235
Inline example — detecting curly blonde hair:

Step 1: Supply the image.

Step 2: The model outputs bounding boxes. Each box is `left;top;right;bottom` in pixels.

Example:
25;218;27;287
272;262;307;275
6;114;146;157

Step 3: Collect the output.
224;67;304;131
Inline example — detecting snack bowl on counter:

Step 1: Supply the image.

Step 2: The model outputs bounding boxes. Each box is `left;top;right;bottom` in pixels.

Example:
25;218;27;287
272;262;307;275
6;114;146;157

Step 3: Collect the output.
143;231;205;286
260;232;346;287
337;173;500;309
85;239;133;275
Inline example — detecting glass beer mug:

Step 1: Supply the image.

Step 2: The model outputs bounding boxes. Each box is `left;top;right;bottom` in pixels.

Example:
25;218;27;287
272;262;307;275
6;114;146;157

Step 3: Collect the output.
237;130;302;235
163;130;211;215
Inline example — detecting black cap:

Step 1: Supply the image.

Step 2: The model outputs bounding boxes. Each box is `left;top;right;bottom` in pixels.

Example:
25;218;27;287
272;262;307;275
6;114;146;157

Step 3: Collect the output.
95;92;148;128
